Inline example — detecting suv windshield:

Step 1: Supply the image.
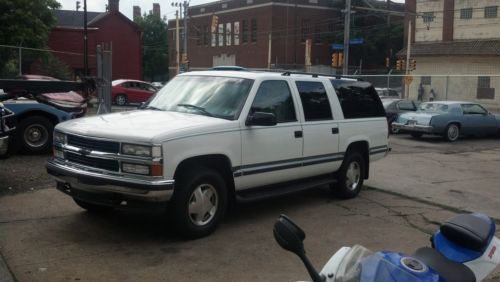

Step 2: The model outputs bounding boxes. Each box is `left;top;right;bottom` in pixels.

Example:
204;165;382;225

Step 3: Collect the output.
418;103;450;113
146;75;254;120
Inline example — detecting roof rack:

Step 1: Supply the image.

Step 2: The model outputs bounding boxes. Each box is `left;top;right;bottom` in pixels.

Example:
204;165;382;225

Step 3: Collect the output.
281;71;364;81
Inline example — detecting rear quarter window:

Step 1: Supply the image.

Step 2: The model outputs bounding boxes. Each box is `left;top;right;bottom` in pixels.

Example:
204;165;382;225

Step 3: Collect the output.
330;80;386;119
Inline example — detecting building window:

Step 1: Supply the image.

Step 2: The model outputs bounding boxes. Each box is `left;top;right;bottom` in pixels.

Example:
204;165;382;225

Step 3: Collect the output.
301;19;310;42
200;8;205;13
422;12;434;23
226;22;232;46
242;20;248;43
218;24;224;46
460;8;473;19
421;76;431;85
196;27;201;46
478;76;490;88
485;6;498;18
203;26;209;46
314;24;321;44
234;21;240;45
247;0;253;4
251;18;257;43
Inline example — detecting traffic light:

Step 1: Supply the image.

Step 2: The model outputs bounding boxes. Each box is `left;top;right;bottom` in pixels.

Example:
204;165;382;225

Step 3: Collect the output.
385;57;390;68
331;53;339;67
338;52;344;67
410;59;416;71
396;59;406;71
76;1;81;11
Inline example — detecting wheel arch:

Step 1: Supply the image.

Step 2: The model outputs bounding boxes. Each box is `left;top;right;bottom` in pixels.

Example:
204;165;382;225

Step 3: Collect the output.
173;154;236;202
15;110;59;126
344;140;370;179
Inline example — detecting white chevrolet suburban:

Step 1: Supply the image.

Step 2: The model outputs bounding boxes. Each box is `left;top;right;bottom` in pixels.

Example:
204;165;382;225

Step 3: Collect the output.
46;71;389;238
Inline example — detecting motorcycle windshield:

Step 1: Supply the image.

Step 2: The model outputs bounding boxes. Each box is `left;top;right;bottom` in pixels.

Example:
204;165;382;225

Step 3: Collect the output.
334;246;426;282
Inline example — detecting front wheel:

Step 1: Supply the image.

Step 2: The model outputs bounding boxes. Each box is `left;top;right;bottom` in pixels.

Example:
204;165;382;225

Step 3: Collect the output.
170;167;227;238
331;152;365;199
17;116;54;153
444;123;460;142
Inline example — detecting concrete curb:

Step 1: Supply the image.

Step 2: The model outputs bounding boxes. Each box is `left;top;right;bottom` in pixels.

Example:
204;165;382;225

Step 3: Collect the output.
0;251;14;282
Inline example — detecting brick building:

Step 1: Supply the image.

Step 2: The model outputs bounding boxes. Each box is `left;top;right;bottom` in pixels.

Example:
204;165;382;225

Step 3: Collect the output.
45;0;142;80
401;0;500;110
168;0;340;77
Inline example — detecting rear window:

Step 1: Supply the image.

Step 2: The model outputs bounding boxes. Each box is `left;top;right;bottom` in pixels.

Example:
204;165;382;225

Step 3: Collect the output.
330;80;386;119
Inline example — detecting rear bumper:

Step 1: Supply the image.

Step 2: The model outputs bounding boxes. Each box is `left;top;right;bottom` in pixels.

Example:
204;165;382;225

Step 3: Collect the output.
46;159;174;208
392;123;434;133
0;135;9;156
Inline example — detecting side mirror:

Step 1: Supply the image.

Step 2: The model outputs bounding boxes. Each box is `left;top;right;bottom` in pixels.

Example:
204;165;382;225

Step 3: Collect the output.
273;215;306;255
246;112;277;126
273;215;325;282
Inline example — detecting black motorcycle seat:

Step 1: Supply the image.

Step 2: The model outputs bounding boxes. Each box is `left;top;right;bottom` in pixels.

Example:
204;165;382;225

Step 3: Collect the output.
412;247;475;282
440;214;494;252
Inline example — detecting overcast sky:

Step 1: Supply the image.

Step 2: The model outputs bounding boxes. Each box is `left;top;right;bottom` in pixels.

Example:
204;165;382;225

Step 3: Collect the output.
57;0;405;21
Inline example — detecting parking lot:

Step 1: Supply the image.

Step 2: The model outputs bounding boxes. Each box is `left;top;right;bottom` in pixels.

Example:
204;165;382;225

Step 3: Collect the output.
1;133;500;281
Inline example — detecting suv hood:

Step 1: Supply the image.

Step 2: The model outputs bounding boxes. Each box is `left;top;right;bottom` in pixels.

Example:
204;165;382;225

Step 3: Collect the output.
56;110;236;143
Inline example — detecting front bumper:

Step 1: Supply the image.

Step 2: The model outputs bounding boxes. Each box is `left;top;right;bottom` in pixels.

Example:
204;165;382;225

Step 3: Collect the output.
0;135;8;156
392;122;434;133
46;159;175;208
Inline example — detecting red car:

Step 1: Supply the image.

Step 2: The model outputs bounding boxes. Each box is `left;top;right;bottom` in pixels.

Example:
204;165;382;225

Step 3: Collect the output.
111;79;158;106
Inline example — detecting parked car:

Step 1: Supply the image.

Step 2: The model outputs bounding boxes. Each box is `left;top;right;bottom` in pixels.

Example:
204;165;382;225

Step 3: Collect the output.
112;79;157;106
392;101;500;142
0;102;15;157
376;87;400;99
210;66;247;71
2;75;87;153
382;99;418;133
151;82;164;89
47;70;389;238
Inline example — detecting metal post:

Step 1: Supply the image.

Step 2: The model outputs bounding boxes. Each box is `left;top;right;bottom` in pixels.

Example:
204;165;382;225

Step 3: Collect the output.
18;47;22;76
267;33;272;70
445;75;449;101
176;11;180;75
83;0;88;76
404;20;412;98
387;69;393;89
342;0;351;75
183;1;188;67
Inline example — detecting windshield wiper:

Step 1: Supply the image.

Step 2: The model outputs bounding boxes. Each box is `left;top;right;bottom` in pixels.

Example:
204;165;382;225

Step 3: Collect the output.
177;103;213;117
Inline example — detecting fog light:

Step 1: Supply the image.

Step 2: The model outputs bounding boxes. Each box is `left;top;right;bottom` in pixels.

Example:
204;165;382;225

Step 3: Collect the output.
122;163;150;175
53;149;64;160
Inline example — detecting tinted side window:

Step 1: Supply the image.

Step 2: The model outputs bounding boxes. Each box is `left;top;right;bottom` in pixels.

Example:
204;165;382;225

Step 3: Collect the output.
397;100;416;111
250;80;296;123
295;81;332;121
330;80;386;119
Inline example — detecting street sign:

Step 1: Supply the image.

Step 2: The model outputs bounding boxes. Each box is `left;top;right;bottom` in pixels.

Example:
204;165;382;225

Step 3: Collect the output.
404;75;413;85
331;44;344;50
331;38;364;50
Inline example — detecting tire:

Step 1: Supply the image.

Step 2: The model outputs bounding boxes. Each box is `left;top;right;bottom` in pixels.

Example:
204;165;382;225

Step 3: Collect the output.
115;94;128;106
73;198;113;213
17;116;54;154
390;123;400;134
170;167;227;238
444;123;460;142
331;152;365;199
411;132;423;139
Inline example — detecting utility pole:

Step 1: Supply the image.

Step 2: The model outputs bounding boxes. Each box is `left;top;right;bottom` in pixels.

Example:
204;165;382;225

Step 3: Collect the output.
405;20;412;98
183;0;189;69
342;0;351;75
176;10;180;75
267;32;272;70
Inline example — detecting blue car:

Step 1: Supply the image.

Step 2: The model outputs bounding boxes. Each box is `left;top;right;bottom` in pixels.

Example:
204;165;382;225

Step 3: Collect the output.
392;101;500;142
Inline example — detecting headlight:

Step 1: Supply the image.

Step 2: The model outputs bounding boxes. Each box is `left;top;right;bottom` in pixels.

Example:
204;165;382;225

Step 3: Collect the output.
121;144;162;157
53;131;67;144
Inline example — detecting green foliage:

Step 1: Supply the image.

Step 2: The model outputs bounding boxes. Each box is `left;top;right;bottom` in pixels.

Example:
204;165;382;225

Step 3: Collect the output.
37;54;72;80
135;12;169;82
0;0;60;76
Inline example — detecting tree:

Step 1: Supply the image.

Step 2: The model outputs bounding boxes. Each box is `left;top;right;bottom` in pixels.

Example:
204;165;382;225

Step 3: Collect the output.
135;12;169;82
0;0;60;77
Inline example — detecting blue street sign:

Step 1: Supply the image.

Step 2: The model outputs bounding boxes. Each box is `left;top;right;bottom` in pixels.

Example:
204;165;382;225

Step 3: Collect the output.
332;44;344;50
331;38;364;50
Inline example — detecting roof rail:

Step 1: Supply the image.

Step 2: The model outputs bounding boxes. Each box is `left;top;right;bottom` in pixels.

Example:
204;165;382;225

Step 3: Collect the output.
281;71;363;81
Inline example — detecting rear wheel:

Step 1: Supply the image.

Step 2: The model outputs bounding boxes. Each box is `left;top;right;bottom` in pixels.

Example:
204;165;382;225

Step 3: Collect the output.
170;167;227;238
331;152;365;199
73;198;113;213
115;94;128;106
444;123;460;142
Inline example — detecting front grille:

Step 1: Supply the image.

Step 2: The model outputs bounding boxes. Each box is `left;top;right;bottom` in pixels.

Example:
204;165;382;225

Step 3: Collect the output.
67;134;120;153
66;152;119;171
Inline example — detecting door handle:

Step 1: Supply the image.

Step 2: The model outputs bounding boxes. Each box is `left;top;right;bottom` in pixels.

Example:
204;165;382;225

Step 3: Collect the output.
331;128;339;134
294;131;303;138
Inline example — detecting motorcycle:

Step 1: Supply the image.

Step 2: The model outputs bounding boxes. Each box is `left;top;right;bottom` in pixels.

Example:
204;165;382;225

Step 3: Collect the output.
273;213;499;282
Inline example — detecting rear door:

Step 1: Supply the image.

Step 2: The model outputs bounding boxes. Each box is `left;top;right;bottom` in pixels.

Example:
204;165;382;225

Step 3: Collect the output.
294;80;342;176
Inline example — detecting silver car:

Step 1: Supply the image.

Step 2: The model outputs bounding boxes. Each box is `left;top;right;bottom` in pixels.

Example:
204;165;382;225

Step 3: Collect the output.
392;101;500;141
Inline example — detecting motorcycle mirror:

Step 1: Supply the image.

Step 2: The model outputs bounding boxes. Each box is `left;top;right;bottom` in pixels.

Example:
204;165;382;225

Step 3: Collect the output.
273;215;306;255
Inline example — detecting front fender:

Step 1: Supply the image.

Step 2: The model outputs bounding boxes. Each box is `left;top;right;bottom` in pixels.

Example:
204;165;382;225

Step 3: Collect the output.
4;100;73;123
